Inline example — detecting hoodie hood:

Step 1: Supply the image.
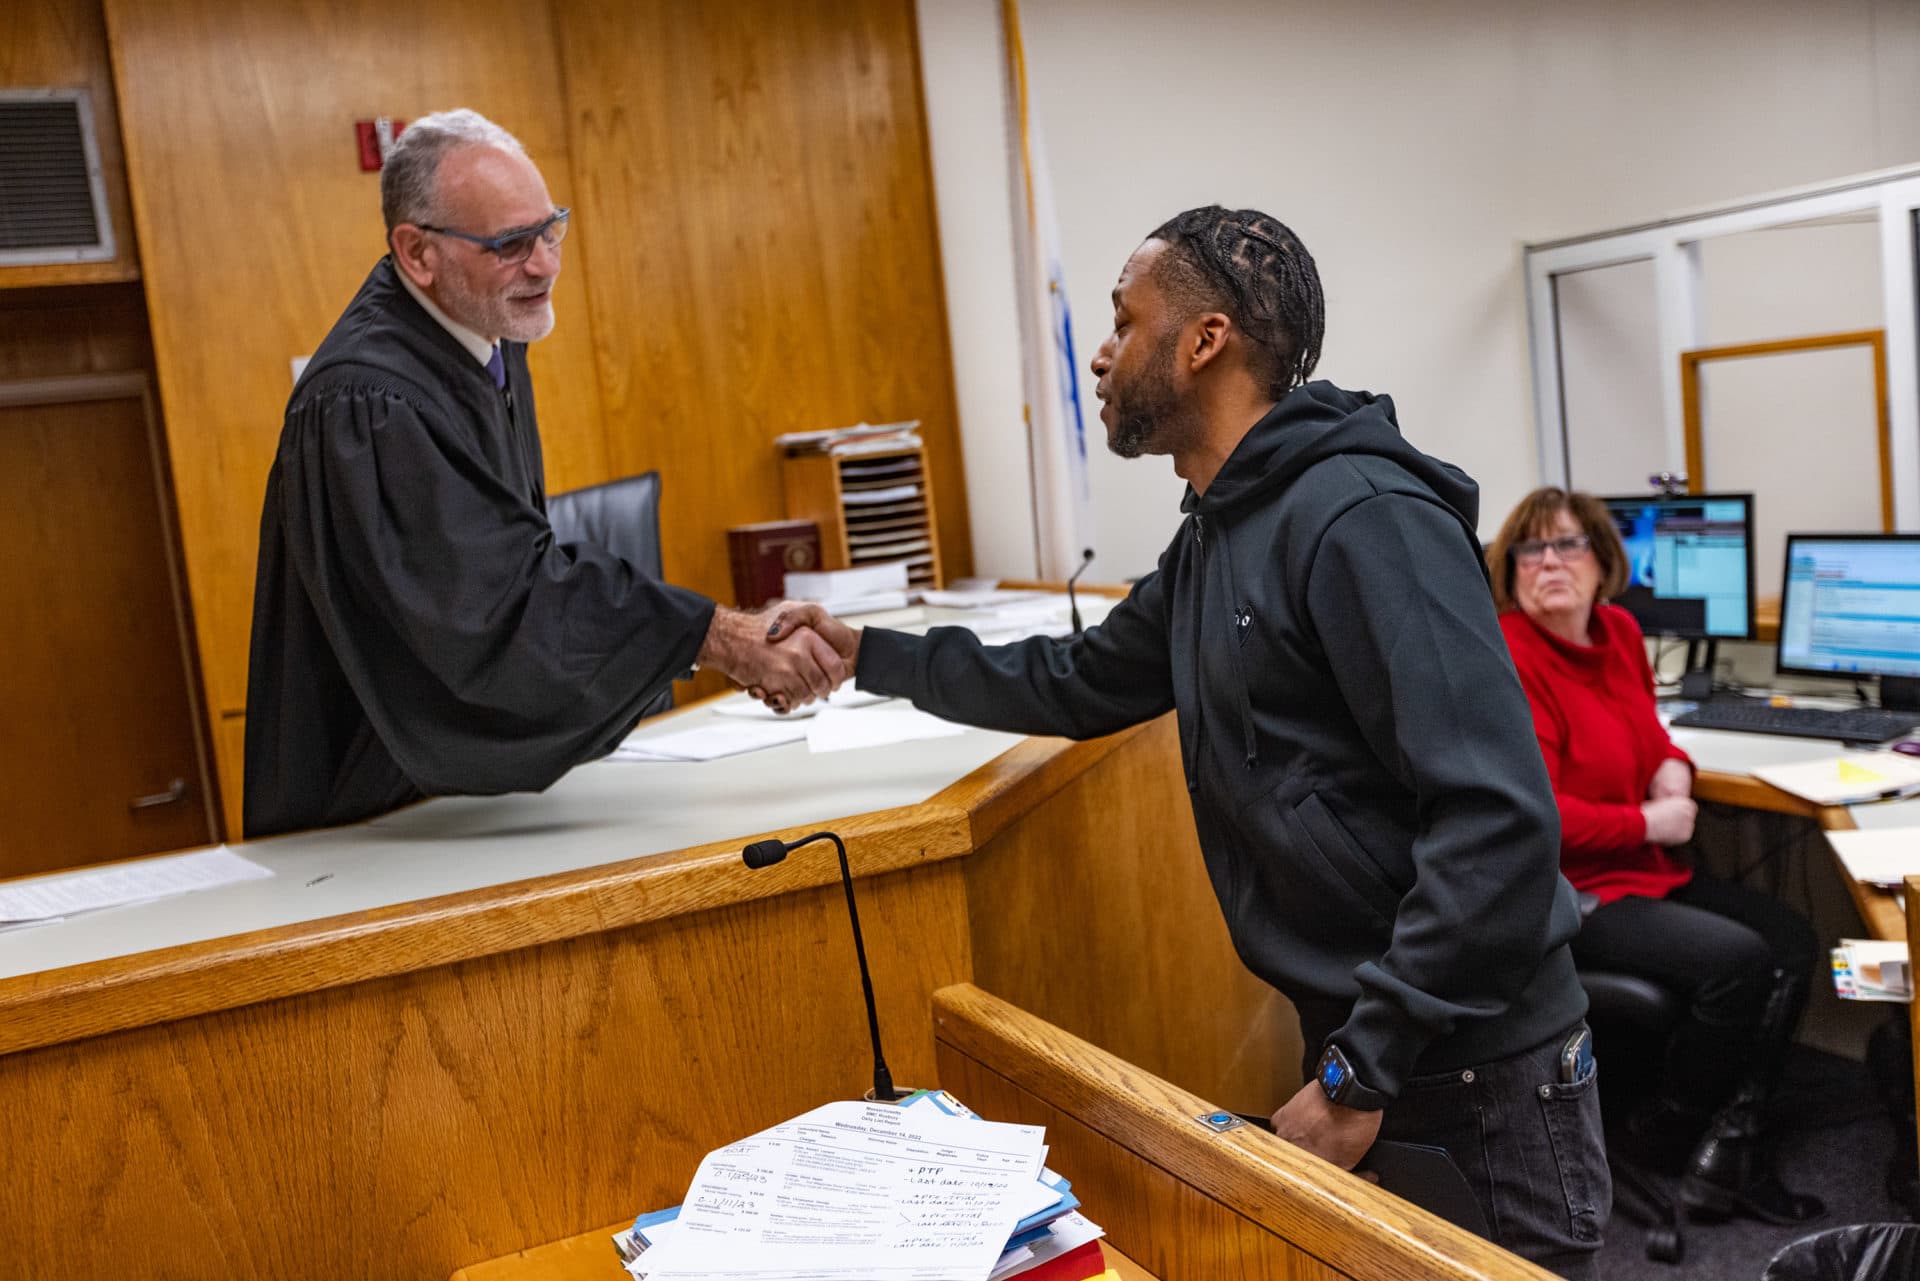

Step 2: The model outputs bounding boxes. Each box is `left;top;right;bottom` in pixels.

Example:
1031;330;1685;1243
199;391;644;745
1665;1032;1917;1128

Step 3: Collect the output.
1184;381;1480;533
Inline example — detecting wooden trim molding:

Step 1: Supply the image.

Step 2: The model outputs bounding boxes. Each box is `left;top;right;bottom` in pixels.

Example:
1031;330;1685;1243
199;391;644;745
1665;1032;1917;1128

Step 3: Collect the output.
1680;329;1891;529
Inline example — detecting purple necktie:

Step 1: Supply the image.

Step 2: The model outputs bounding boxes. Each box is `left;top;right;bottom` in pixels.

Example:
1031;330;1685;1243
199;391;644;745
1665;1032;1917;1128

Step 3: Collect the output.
485;345;506;390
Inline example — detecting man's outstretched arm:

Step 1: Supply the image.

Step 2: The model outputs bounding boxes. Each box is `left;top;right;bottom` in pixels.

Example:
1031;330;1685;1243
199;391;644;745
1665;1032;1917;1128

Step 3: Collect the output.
766;572;1175;740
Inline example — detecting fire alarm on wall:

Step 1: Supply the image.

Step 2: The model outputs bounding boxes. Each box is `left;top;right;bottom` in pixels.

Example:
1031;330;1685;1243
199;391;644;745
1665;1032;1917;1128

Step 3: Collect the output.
354;117;408;172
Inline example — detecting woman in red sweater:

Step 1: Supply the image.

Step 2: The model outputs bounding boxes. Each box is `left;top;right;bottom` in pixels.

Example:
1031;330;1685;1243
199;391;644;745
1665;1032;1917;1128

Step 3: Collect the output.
1489;487;1820;1227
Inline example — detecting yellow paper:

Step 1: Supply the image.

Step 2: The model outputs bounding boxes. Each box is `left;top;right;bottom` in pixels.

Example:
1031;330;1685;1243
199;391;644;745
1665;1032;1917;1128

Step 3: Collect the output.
1837;759;1888;786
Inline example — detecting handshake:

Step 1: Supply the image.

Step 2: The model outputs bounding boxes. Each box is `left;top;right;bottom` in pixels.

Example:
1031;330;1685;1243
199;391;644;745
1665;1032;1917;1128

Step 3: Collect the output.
695;601;862;713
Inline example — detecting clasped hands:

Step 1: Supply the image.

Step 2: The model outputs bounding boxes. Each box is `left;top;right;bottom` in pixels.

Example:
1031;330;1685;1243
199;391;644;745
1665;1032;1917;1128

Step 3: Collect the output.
695;602;862;713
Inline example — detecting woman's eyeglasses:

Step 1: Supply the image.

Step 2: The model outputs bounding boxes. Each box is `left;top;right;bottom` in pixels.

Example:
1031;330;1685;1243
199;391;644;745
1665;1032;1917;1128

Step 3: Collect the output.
1512;533;1592;567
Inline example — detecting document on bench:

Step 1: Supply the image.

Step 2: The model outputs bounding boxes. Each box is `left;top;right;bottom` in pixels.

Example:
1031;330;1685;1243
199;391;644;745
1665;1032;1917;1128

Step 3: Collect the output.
636;1099;1045;1281
806;703;966;754
0;845;272;926
607;717;809;762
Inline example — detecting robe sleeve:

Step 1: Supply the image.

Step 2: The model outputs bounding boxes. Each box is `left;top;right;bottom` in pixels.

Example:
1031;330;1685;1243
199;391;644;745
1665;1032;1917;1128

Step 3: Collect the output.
275;385;715;796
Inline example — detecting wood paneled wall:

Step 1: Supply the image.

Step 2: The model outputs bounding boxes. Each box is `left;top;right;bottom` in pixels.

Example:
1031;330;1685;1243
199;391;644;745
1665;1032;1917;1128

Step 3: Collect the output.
102;0;970;834
556;0;972;609
101;0;612;838
0;0;139;288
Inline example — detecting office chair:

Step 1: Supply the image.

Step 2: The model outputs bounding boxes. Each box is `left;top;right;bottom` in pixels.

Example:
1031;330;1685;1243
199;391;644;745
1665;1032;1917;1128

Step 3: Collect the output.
1580;966;1690;1263
546;469;675;721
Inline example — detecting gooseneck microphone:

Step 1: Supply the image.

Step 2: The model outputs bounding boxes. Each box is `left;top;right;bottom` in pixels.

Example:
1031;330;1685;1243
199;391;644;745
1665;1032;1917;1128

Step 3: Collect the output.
1066;547;1096;636
742;831;905;1102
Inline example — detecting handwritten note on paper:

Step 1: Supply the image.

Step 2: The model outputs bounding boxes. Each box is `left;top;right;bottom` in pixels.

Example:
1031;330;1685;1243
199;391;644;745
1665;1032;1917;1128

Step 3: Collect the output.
0;846;273;924
637;1100;1045;1281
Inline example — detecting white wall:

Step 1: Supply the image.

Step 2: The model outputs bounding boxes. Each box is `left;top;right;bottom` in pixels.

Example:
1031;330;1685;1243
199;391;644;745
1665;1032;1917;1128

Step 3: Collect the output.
920;0;1920;579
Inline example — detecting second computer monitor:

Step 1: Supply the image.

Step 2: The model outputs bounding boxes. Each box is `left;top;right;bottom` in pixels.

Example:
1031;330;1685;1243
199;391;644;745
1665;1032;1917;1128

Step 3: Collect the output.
1778;535;1920;709
1598;492;1756;641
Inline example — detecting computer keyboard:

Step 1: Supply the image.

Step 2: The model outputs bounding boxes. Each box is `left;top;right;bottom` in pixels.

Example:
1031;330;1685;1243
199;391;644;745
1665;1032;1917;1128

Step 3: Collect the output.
1668;699;1920;745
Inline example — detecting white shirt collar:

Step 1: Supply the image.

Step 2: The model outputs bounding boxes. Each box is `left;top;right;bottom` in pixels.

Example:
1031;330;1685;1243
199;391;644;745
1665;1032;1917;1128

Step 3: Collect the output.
396;267;496;367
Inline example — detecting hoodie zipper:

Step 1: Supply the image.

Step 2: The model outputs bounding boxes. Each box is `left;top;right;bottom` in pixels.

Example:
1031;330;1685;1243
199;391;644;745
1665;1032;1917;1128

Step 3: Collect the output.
1214;526;1261;772
1185;516;1208;792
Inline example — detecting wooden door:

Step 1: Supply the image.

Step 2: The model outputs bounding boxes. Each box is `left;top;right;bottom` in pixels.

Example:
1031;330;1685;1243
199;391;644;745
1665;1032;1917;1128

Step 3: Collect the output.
0;375;214;875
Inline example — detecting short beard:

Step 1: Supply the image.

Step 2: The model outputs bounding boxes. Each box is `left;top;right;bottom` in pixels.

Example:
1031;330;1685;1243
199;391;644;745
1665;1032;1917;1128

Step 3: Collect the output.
1105;330;1189;459
436;265;556;343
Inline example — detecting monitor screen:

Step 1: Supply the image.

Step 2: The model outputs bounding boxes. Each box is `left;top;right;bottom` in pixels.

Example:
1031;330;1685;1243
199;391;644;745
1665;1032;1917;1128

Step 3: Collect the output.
1598;493;1755;640
1777;535;1920;680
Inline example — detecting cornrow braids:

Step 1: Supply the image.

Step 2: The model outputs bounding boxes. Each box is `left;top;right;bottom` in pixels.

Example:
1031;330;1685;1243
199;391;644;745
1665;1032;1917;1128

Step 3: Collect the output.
1146;206;1324;399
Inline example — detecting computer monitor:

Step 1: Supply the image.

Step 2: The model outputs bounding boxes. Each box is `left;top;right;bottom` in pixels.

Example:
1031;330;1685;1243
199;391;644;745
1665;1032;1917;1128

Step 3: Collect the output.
1598;492;1756;642
1777;534;1920;712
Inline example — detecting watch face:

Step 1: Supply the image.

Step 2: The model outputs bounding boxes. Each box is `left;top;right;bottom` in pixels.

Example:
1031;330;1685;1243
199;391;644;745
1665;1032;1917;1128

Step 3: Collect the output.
1319;1051;1348;1094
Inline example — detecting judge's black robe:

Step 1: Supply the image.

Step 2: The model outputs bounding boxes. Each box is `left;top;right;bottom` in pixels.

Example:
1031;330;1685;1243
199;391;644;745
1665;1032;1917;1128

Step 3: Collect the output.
243;258;714;838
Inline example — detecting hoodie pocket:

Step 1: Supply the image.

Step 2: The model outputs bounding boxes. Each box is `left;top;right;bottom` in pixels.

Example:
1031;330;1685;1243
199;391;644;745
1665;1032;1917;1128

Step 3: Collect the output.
1285;793;1402;929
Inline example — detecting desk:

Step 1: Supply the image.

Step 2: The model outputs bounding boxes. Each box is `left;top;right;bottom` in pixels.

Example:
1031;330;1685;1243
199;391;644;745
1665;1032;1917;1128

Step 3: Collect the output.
1679;725;1903;940
0;597;1301;1281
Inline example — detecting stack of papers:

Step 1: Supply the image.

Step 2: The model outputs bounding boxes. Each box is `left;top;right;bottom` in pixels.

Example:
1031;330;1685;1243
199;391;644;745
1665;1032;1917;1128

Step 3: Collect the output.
786;562;912;617
616;1098;1052;1280
776;420;922;457
1752;751;1920;805
1832;938;1911;1001
0;846;273;929
614;1092;1111;1281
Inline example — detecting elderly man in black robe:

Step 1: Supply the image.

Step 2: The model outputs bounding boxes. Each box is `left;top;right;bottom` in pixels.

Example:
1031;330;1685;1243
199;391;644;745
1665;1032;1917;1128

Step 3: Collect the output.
244;109;845;839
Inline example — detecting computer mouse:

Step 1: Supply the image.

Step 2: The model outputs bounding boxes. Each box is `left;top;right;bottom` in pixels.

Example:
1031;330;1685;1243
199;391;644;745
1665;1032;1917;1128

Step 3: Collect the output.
1891;740;1920;757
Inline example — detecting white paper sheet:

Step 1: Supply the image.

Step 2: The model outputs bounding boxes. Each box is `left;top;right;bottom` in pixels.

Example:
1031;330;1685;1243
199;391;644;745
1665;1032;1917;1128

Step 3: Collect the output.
609;718;808;762
1825;827;1920;887
807;704;966;754
711;687;892;721
839;484;922;506
637;1100;1045;1281
917;589;1049;610
0;846;272;924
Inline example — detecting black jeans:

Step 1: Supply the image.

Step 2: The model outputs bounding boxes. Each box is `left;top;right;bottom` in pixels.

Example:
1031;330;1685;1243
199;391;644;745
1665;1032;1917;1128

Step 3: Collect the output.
1571;872;1818;1111
1377;1023;1610;1280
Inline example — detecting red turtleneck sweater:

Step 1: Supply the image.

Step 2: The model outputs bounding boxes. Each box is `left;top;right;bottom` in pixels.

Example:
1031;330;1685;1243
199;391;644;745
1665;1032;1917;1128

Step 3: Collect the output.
1499;603;1693;904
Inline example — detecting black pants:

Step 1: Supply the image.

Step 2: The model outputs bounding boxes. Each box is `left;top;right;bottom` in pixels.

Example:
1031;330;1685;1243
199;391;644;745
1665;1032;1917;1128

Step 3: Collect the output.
1378;1024;1610;1280
1571;871;1818;1111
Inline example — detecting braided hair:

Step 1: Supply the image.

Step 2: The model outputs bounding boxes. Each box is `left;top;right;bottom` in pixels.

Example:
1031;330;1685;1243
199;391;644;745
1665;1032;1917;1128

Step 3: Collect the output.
1145;206;1324;400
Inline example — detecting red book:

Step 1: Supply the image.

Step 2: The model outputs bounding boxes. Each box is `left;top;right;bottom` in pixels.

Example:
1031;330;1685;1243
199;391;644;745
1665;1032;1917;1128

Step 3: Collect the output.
727;520;820;608
1006;1239;1106;1281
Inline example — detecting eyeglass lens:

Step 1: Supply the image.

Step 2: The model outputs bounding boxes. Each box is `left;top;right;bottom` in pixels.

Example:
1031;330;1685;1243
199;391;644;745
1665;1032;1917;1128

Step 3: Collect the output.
496;213;569;264
1517;535;1589;563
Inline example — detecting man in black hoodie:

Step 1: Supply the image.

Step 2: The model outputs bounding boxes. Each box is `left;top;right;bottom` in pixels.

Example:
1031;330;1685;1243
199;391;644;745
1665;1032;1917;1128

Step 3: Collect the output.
773;207;1605;1277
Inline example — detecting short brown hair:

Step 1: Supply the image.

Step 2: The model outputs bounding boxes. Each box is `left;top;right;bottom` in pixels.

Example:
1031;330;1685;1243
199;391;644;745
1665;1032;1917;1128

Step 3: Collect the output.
1485;487;1630;612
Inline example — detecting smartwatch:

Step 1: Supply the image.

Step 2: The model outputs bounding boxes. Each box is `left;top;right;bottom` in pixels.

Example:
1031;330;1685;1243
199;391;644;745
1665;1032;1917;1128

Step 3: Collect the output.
1315;1043;1391;1111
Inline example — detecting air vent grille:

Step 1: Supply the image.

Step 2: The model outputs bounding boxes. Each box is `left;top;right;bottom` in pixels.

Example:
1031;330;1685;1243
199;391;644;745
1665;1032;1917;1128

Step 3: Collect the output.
0;91;114;265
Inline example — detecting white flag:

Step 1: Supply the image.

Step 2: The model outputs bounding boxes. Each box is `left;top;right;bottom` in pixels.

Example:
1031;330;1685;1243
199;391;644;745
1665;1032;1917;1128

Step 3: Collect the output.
1003;0;1093;582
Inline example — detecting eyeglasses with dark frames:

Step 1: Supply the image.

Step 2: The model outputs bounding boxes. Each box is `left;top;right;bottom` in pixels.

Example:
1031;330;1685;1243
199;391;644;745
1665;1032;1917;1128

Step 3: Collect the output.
1512;533;1592;567
417;207;570;266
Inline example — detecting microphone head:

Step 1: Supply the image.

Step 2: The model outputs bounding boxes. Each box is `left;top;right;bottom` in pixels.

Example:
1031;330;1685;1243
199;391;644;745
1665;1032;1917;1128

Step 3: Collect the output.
1080;547;1095;564
742;839;790;869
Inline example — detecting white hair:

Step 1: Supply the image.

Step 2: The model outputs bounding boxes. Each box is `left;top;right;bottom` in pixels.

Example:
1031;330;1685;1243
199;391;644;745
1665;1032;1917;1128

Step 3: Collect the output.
380;109;527;233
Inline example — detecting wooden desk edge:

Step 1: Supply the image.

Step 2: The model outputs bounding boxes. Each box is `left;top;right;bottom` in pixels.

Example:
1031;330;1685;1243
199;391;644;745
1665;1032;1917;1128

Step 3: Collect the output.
0;732;1136;1056
932;983;1554;1281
